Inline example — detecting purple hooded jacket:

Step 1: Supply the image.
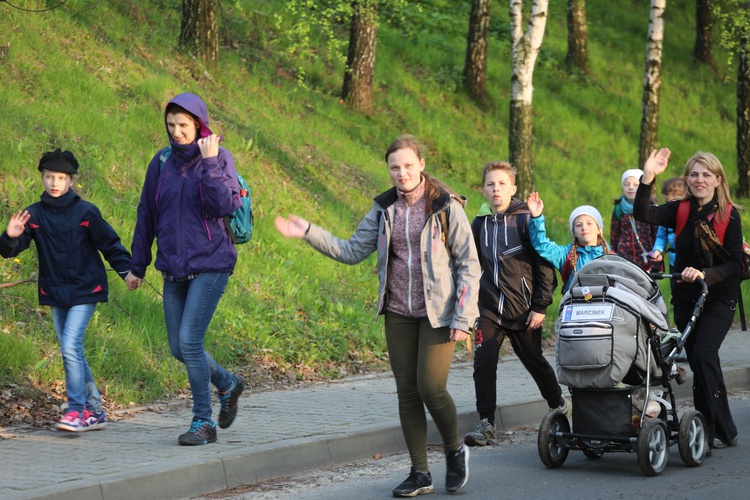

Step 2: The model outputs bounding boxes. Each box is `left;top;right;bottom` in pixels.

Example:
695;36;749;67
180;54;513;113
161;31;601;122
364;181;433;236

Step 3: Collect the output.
130;93;242;279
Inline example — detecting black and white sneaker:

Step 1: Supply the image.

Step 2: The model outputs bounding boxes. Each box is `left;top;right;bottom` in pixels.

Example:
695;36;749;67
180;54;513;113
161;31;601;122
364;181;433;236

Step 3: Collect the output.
218;374;245;429
445;444;469;493
392;467;434;497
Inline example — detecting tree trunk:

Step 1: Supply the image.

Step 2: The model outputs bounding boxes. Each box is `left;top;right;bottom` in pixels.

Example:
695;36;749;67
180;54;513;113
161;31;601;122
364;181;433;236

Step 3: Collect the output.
738;36;750;197
694;0;714;65
463;0;491;101
638;0;666;170
565;0;588;73
179;0;218;63
342;0;377;115
509;0;549;199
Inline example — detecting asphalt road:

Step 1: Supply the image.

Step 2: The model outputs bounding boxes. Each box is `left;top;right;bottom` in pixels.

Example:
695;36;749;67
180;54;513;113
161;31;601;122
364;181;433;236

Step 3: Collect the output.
193;391;750;500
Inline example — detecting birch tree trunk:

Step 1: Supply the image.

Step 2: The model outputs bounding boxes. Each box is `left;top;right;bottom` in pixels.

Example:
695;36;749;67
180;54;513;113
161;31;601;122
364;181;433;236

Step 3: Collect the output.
738;36;750;196
565;0;588;73
179;0;218;63
694;0;714;65
509;0;549;199
463;0;491;101
342;0;378;115
638;0;666;169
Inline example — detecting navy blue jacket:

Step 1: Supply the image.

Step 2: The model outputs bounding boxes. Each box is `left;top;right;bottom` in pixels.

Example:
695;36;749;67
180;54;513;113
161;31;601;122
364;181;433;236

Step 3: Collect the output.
0;190;131;307
130;93;241;279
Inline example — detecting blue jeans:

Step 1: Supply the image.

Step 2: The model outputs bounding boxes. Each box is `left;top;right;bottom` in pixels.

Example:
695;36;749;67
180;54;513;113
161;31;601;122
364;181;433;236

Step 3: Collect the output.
163;272;233;420
51;303;102;414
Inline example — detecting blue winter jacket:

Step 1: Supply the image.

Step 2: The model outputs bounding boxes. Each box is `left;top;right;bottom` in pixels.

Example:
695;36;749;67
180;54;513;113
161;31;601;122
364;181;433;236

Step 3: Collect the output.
0;190;131;307
130;93;241;279
528;214;607;294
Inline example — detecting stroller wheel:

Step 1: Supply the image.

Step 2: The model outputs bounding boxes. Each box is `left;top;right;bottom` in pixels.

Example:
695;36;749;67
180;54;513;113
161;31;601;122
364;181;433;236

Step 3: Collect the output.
678;410;708;467
637;418;669;476
538;411;570;468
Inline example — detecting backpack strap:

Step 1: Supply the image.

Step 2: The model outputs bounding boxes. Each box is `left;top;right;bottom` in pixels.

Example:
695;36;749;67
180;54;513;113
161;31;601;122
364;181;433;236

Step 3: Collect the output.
712;203;732;244
439;206;450;252
674;200;691;240
561;248;575;285
158;146;172;172
674;200;732;245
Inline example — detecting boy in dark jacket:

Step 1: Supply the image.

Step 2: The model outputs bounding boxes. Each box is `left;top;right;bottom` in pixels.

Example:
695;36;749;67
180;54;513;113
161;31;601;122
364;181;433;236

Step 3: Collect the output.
464;162;565;447
0;148;132;432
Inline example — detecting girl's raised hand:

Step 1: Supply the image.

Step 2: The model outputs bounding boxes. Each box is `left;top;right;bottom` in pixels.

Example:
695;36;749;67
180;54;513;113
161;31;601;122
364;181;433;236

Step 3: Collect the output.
275;215;310;239
526;192;544;218
642;147;671;184
6;210;30;238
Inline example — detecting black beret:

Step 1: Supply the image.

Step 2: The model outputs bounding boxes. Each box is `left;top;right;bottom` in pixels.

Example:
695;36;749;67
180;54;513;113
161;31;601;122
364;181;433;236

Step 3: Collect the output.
38;148;79;174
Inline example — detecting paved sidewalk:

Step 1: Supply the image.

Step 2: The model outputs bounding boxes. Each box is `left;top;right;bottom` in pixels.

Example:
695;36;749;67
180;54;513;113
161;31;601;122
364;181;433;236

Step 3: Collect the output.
3;329;750;500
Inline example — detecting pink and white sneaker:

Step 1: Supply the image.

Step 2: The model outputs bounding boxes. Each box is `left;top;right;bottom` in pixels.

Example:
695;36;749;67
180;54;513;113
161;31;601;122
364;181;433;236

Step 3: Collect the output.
55;411;85;432
83;409;107;431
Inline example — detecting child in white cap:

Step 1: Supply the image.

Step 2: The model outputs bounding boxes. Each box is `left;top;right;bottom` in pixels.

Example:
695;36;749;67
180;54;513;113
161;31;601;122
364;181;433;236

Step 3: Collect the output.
526;192;611;293
610;169;662;272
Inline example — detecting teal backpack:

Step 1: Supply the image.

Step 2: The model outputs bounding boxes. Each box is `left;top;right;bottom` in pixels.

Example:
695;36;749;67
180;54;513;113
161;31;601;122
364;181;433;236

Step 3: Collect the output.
159;146;253;244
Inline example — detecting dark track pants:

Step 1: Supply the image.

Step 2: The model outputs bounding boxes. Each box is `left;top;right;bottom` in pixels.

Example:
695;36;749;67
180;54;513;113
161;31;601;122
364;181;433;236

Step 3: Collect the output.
385;313;461;472
674;297;738;444
472;316;563;425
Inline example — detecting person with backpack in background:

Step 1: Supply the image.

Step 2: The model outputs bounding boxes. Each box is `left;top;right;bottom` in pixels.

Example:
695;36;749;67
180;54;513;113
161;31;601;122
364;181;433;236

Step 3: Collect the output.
0;148;132;432
526;193;611;294
463;162;564;449
126;93;246;446
275;134;480;497
651;177;687;273
634;148;742;455
611;169;663;272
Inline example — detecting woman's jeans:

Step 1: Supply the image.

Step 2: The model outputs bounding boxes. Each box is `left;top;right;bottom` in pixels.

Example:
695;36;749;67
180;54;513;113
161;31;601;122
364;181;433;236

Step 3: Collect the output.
163;272;233;421
51;303;102;414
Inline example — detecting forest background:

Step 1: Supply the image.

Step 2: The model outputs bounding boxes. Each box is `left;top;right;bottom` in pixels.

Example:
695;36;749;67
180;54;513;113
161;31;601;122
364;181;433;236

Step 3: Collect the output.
0;0;746;424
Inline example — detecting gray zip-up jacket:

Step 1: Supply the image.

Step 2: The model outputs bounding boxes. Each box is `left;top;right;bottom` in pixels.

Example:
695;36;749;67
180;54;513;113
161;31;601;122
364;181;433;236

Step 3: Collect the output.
304;187;480;333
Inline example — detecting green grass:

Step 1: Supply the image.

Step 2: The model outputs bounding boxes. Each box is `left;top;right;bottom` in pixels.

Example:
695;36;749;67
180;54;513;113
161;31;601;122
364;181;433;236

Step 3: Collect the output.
0;0;746;406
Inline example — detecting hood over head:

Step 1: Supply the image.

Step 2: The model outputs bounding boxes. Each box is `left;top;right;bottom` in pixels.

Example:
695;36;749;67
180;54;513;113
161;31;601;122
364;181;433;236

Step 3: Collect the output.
164;93;213;162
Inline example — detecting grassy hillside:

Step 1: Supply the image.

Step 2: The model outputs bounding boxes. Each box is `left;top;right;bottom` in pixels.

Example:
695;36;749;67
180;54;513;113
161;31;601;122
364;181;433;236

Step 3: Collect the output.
0;0;745;408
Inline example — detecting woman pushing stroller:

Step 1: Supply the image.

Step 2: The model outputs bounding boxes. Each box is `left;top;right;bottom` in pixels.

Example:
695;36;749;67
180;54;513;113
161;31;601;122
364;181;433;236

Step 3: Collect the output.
634;148;742;454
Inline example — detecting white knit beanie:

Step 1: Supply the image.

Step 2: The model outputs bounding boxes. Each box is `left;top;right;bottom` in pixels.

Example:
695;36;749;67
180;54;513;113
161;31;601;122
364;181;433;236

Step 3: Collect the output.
621;168;643;185
569;205;604;237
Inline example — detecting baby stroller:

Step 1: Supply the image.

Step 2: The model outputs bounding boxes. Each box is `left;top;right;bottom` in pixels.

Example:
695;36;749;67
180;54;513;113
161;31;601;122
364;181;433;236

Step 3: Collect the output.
537;255;709;476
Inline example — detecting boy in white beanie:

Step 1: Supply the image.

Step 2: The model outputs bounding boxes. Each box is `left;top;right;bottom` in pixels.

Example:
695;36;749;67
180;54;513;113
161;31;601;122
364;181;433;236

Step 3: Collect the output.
611;168;662;272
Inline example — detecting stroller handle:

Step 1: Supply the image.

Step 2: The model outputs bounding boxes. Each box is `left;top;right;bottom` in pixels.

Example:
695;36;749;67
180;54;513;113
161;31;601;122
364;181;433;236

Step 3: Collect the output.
648;273;708;295
649;273;709;364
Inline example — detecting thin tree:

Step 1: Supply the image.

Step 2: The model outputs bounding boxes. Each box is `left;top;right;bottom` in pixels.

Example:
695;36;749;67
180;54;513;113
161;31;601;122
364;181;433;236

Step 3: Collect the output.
179;0;218;63
638;0;667;170
463;0;491;102
694;0;714;65
342;0;378;114
717;0;750;196
509;0;549;199
565;0;588;74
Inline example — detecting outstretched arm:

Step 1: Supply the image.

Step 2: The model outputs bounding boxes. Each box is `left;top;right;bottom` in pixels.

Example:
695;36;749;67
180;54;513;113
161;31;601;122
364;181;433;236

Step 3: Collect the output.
275;215;311;239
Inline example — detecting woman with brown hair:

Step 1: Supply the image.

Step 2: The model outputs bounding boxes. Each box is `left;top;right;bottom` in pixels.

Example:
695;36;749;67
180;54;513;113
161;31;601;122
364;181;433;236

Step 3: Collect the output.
275;134;480;496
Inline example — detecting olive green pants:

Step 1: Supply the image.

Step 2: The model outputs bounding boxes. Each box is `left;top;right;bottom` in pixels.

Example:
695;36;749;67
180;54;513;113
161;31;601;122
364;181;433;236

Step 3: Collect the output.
385;312;460;472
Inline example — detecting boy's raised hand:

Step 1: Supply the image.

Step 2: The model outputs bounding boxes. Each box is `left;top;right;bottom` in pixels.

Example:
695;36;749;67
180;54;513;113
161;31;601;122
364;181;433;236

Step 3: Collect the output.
6;210;30;238
526;192;544;218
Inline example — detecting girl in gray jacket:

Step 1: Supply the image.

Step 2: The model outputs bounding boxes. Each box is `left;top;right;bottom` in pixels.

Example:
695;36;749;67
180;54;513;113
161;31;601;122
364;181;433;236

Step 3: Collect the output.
276;134;480;497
